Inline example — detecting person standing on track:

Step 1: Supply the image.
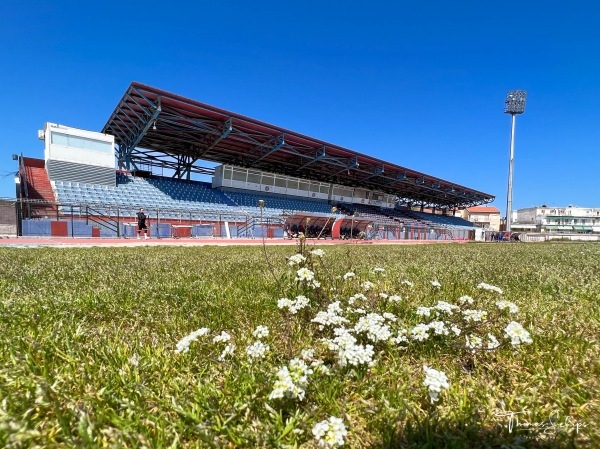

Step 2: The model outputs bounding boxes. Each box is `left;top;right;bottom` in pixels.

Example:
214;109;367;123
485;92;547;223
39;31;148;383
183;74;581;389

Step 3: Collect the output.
136;208;149;239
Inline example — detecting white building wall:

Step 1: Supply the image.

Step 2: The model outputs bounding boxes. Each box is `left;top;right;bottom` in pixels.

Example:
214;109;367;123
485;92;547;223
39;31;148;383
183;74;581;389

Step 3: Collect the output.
43;123;114;168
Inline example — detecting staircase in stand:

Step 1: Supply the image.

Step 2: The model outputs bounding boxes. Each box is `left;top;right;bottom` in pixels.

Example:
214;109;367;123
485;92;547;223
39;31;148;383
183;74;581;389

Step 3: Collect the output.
21;157;57;218
237;217;256;238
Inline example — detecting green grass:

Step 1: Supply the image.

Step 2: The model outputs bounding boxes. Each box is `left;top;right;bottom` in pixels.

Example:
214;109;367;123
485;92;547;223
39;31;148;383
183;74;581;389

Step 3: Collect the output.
0;243;598;448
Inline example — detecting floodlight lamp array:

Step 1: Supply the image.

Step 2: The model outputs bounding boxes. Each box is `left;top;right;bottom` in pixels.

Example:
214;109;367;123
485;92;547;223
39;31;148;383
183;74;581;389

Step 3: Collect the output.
504;90;527;115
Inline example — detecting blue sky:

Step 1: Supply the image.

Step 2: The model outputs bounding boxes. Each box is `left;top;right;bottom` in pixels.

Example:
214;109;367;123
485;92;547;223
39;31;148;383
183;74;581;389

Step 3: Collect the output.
1;1;599;213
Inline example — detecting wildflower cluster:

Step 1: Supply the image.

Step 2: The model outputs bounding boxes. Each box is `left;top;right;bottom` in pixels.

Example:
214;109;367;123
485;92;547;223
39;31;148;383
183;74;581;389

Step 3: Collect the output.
310;249;325;258
496;300;519;314
253;325;270;339
213;331;231;343
312;416;348;448
354;313;393;343
246;325;270;360
296;268;320;288
423;365;450;403
246;341;270;360
504;321;533;345
278;295;311;314
348;293;366;304
288;253;306;266
405;281;532;354
174;327;210;354
312;301;349;329
477;282;503;294
269;358;313;401
324;327;375;367
169;249;536;446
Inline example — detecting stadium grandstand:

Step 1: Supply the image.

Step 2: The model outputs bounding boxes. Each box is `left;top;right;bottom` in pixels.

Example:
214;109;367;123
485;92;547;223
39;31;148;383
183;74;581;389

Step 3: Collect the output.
13;82;494;240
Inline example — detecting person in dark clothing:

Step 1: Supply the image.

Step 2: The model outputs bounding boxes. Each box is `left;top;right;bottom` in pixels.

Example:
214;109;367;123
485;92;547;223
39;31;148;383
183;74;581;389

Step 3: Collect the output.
137;208;149;239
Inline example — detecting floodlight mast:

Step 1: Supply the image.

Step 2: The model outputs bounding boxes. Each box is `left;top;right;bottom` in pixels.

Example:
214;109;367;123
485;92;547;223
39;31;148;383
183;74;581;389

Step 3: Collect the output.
504;90;527;233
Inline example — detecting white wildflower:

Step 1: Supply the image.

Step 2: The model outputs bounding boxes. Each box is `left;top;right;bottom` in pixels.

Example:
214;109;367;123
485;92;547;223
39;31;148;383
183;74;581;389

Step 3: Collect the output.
292;295;310;313
496;300;519;314
348;293;366;305
212;331;231;343
312;301;349;328
174;327;210;354
401;280;414;288
312;416;348;448
457;295;474;305
431;280;441;288
288;253;306;266
372;267;386;275
343;272;356;281
477;282;503;295
354;313;392;343
423;365;449;403
487;333;500;349
269;358;313;401
416;306;432;317
388;295;402;302
246;341;269;360
379;293;389;299
465;334;483;352
428;320;449;336
296;268;315;282
128;353;139;367
327;301;344;315
390;329;409;344
434;301;460;315
310;360;331;375
310;249;325;257
278;297;293;309
361;281;375;291
301;349;315;360
504;321;533;346
382;312;397;322
325;328;374;367
279;295;311;314
253;325;270;339
411;323;431;341
450;325;462;336
218;343;235;361
462;309;488;323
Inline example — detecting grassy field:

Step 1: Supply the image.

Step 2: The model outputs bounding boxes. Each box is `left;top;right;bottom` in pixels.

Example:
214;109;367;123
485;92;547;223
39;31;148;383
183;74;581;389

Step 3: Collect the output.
0;242;598;448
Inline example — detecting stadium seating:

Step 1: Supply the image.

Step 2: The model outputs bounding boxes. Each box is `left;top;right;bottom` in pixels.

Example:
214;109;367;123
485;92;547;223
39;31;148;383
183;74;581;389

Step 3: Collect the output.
50;172;473;233
408;211;474;228
53;174;240;220
336;203;474;230
52;174;340;220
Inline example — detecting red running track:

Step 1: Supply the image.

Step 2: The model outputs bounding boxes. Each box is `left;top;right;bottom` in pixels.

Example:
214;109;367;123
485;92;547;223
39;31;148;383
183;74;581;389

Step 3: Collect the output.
0;237;467;248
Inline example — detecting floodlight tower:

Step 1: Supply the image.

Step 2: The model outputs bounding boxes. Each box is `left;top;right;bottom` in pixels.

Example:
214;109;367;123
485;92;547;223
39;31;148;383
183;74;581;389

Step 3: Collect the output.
504;90;527;233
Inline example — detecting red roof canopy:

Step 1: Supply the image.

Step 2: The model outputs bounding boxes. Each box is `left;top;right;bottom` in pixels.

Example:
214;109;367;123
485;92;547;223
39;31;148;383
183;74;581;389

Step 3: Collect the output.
102;82;494;208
